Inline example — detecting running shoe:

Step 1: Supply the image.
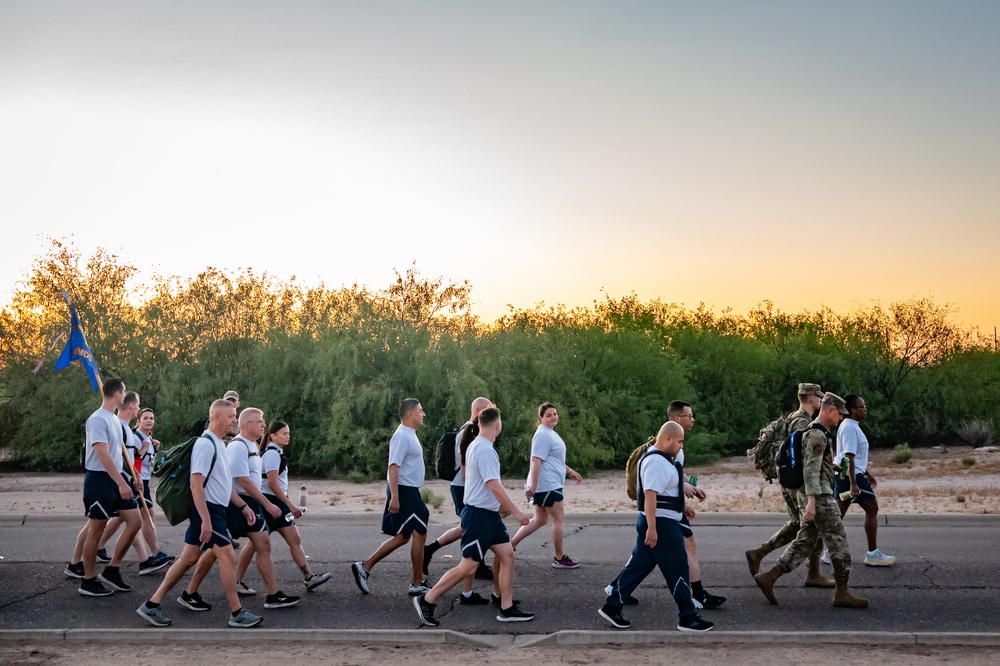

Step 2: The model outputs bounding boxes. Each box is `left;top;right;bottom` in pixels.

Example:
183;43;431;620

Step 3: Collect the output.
497;602;534;622
98;568;132;592
677;614;714;632
408;579;432;596
177;591;212;611
136;602;171;627
304;572;331;591
236;580;257;596
821;548;832;565
139;557;171;575
96;548;111;563
413;593;439;626
864;549;896;566
598;604;631;629
78;578;113;597
552;555;580;569
64;562;85;579
228;608;263;628
351;562;370;594
459;591;490;606
264;592;301;609
694;589;727;609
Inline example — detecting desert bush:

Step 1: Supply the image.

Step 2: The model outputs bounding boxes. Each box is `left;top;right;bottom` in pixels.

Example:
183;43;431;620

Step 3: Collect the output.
954;493;966;503
420;487;445;509
962;456;976;467
957;419;994;448
894;444;913;464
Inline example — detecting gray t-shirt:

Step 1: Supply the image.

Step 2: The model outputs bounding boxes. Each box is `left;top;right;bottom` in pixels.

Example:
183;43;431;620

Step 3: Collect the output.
191;431;231;506
229;435;262;496
451;420;474;488
260;444;288;496
85;407;124;474
387;424;425;488
529;425;567;492
464;436;502;512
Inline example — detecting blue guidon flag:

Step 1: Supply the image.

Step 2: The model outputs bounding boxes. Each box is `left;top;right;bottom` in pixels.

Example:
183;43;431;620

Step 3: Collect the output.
53;290;102;392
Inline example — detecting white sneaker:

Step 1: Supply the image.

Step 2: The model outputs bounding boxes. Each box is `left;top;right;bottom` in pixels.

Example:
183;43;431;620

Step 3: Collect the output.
820;549;832;565
236;580;257;596
864;549;896;566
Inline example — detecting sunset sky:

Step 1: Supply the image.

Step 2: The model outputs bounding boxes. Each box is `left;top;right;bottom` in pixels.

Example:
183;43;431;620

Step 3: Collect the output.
2;1;997;332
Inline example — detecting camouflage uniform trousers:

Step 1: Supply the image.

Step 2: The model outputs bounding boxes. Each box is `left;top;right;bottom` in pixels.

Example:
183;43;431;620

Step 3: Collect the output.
777;493;851;581
766;487;825;558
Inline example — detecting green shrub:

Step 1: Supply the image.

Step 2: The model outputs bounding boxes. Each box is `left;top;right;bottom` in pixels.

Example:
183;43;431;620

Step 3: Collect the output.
955;493;966;503
346;470;369;484
420;487;445;509
957;419;993;448
894;444;913;464
962;456;976;467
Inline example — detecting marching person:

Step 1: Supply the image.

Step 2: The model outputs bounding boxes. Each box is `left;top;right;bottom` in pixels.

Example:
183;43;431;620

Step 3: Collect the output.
414;407;533;625
136;399;264;627
510;402;583;569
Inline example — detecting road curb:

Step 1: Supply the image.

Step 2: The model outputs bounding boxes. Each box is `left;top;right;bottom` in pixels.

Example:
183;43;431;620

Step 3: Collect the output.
2;629;999;647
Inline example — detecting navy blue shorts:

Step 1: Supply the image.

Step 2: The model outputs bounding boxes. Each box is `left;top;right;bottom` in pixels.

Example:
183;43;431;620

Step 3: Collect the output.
261;494;296;532
141;479;153;509
381;485;429;538
83;470;139;519
226;496;268;538
532;488;564;507
185;502;232;550
450;485;465;517
679;515;693;538
460;505;509;562
835;473;877;504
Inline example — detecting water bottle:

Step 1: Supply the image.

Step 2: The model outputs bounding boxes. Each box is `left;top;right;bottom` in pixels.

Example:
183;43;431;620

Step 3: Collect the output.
284;512;295;523
299;485;307;509
524;483;532;509
688;475;698;487
839;457;850;480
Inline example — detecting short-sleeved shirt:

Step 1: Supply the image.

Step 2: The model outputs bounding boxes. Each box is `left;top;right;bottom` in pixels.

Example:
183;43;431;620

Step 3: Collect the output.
191;431;231;506
639;451;683;521
229;435;262;497
835;418;870;474
451;421;474;488
260;444;288;496
529;425;567;493
387;424;425;488
85;407;124;473
136;431;154;481
120;418;140;471
464;436;502;512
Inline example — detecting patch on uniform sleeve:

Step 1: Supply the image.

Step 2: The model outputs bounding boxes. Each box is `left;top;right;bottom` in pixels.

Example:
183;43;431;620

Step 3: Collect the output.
807;434;826;457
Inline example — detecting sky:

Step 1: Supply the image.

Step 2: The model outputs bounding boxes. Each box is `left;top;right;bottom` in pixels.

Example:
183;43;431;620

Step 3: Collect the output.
2;1;998;332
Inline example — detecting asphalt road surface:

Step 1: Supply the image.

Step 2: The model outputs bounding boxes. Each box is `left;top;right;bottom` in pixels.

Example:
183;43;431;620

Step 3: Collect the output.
1;513;998;635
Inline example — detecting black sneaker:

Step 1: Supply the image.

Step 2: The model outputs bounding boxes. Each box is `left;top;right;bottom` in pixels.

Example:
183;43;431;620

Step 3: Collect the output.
78;577;113;597
598;604;631;629
490;593;521;607
96;548;111;563
695;590;727;610
64;562;85;579
139;557;171;575
98;568;131;592
177;591;212;611
459;591;490;606
678;614;714;633
264;592;301;609
497;603;534;622
413;593;439;627
475;562;494;580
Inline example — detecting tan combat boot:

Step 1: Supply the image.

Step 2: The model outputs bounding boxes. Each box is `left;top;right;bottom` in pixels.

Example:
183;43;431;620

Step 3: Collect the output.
804;554;835;588
754;564;784;604
745;544;772;577
832;577;869;608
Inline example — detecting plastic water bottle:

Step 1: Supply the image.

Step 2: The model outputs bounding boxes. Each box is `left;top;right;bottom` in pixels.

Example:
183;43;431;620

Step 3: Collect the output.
299;485;307;509
284;512;294;523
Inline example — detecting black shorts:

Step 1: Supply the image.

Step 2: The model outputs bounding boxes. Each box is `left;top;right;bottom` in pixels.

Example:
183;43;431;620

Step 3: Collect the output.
185;502;232;550
83;470;138;519
261;494;296;532
226;496;268;538
679;515;694;538
141;479;153;509
460;505;509;562
835;473;877;504
450;485;465;517
532;488;564;507
380;485;429;538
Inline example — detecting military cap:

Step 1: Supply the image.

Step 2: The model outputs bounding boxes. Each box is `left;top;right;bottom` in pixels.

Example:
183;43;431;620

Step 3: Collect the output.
223;390;240;401
797;383;823;398
821;392;849;415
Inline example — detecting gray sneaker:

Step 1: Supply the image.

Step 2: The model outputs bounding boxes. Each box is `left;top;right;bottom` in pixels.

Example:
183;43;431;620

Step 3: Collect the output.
228;607;263;628
136;602;172;627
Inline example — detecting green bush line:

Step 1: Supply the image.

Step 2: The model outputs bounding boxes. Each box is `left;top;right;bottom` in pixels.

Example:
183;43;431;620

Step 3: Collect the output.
2;240;998;476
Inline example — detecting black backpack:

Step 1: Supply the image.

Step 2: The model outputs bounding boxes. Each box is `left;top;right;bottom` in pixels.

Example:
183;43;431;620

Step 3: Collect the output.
435;428;460;481
775;423;826;490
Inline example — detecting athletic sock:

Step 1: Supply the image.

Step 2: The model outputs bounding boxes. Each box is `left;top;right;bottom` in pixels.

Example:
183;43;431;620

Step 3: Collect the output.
426;541;441;556
232;609;242;617
104;565;119;574
146;600;159;608
692;580;705;597
462;591;473;598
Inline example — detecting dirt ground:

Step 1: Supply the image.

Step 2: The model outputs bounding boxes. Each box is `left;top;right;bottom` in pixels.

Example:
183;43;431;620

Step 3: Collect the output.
0;640;995;666
1;445;997;517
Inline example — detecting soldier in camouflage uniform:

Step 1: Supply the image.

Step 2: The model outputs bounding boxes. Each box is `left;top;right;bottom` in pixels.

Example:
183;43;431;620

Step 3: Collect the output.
753;393;868;608
745;384;833;588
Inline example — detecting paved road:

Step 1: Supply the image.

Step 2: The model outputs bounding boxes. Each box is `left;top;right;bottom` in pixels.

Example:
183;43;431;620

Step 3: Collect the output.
1;513;998;635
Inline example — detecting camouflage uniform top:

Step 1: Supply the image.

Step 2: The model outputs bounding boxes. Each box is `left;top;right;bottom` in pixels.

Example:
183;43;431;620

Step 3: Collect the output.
786;408;813;436
801;419;835;497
